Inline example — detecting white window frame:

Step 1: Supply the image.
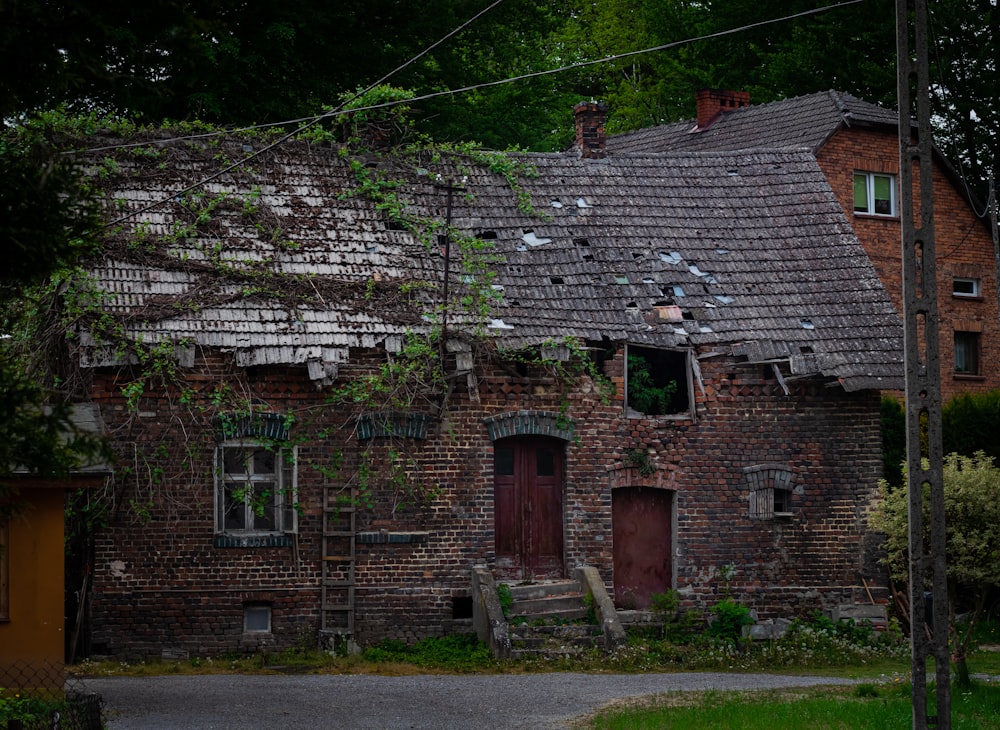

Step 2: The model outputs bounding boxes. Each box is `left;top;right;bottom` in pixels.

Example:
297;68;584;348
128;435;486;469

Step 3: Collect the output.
853;171;897;217
215;441;297;535
953;277;982;298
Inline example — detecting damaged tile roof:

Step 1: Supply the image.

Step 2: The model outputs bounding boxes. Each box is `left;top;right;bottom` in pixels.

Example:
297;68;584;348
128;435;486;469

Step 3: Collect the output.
606;90;900;154
79;132;903;392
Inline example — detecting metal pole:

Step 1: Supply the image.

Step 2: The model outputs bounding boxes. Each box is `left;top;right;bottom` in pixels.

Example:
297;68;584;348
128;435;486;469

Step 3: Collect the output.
896;0;951;726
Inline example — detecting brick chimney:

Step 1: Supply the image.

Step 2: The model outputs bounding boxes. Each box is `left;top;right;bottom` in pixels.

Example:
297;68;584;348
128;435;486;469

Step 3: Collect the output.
574;101;608;159
694;89;750;130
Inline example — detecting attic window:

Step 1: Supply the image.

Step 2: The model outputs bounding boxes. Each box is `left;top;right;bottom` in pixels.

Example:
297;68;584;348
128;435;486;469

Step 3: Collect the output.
626;345;691;418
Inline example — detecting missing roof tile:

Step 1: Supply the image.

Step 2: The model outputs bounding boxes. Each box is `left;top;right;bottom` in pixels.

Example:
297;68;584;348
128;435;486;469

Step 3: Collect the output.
550;276;564;285
659;251;683;265
573;237;590;247
522;230;551;246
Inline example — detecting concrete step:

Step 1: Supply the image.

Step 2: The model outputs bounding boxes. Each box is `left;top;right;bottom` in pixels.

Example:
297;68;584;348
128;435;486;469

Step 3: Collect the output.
506;579;582;601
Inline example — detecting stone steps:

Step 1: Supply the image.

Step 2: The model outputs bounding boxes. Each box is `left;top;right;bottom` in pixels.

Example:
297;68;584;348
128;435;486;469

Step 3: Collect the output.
502;579;600;658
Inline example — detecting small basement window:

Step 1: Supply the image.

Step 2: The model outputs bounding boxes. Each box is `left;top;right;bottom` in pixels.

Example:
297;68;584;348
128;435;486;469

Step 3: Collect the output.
953;278;981;298
626;345;691;417
244;604;272;633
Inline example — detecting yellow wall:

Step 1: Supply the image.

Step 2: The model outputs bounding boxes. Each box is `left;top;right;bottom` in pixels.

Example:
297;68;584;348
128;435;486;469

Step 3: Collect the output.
0;488;66;690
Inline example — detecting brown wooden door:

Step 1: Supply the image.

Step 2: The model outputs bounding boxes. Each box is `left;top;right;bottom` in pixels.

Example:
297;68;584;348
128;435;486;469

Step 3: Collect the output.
493;438;564;579
613;487;673;609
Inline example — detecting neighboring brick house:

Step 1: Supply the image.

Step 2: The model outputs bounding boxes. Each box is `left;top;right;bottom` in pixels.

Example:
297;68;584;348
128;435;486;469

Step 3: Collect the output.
58;118;903;657
608;89;1000;401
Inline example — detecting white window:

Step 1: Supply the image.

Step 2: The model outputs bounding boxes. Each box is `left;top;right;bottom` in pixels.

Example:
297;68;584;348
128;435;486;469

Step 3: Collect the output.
853;172;897;216
953;278;982;298
215;443;297;534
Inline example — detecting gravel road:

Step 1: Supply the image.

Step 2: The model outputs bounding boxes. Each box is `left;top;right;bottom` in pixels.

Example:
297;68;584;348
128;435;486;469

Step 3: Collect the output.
81;672;861;729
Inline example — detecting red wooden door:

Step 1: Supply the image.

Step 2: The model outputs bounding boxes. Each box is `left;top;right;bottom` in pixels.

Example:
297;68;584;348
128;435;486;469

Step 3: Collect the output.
493;438;564;579
613;487;673;609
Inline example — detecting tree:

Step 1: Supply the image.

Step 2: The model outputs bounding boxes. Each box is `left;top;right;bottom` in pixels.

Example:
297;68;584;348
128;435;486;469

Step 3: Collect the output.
869;452;1000;686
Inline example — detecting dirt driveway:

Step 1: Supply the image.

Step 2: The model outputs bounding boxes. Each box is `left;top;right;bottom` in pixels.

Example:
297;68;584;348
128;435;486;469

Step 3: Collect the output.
81;671;861;729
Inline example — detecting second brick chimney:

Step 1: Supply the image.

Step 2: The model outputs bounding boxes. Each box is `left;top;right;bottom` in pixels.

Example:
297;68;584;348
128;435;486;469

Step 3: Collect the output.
574;101;608;159
695;89;750;130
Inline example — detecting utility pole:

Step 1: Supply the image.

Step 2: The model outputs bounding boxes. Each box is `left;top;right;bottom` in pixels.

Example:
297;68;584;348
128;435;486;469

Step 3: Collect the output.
896;0;951;727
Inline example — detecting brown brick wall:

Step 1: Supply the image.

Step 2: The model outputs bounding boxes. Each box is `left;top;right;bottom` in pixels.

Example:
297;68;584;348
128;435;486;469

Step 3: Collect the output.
87;344;884;656
817;127;1000;401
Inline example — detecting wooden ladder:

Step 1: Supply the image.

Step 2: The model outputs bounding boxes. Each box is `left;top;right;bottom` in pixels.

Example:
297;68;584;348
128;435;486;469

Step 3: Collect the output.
321;487;355;648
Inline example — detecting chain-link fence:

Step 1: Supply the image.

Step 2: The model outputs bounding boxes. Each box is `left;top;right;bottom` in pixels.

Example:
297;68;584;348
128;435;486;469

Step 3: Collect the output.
1;661;102;730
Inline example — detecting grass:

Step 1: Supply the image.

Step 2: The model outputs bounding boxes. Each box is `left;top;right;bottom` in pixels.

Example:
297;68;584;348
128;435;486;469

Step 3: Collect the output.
579;682;1000;729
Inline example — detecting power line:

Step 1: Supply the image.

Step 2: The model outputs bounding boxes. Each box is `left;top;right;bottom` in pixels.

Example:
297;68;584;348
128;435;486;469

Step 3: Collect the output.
101;0;868;228
103;0;505;228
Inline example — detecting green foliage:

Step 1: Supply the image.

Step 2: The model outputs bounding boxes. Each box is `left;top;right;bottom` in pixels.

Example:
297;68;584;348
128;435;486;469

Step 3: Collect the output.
649;590;702;643
869;451;1000;676
496;583;513;618
0;132;100;285
870;452;1000;594
880;395;906;487
943;389;1000;463
0;692;73;727
706;598;753;643
584;682;1000;730
626;353;677;415
360;633;492;672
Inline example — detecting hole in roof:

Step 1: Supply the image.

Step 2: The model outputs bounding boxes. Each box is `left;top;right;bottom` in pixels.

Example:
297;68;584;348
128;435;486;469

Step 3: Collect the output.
550;276;564;285
573;237;590;247
625;301;638;309
653;300;671;307
642;278;655;284
659;251;683;265
715;248;730;255
800;345;814;354
699;324;713;333
614;275;630;285
714;295;734;304
682;311;694;320
583;254;594;262
522;230;551;246
688;265;707;277
385;220;408;231
632;252;643;259
516;244;527;251
672;286;686;297
576;197;593;208
551;200;564;208
477;230;498;240
726;168;738;176
801;319;815;330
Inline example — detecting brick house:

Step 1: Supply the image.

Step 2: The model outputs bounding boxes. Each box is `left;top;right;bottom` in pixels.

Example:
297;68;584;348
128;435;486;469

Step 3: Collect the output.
60;118;903;657
608;90;1000;401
